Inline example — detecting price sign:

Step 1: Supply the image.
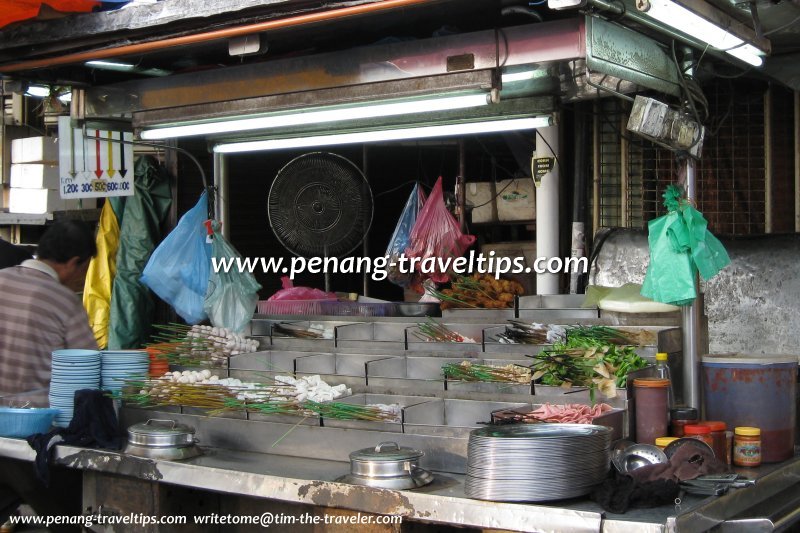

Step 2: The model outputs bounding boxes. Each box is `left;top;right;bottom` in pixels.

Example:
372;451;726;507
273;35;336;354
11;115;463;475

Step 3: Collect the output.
58;116;135;199
533;157;555;186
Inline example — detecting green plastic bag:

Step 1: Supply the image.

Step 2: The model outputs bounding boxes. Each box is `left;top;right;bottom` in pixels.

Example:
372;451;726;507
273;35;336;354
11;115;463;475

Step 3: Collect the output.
204;221;262;333
641;185;730;306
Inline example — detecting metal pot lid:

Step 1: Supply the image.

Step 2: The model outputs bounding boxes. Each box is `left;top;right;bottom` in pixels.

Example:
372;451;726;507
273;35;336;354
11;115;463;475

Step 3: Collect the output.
350;442;423;462
128;419;195;438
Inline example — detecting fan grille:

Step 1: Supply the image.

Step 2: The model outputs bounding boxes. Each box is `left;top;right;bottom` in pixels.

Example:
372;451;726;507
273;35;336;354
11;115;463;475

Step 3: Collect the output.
268;152;373;257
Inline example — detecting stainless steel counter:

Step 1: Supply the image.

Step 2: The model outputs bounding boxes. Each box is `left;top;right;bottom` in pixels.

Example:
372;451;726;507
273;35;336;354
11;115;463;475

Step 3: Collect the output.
3;435;800;532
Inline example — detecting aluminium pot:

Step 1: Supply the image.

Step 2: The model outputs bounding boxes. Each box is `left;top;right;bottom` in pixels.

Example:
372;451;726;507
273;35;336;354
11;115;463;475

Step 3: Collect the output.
124;419;202;460
340;442;434;490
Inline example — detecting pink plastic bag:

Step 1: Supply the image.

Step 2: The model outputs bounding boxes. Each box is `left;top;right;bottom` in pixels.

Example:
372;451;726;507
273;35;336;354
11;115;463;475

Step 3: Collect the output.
267;276;336;301
406;177;476;284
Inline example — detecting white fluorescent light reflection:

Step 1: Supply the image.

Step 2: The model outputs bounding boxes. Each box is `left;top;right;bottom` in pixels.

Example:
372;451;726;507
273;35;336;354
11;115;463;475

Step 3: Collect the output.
142;94;490;140
25;85;50;98
501;71;539;83
86;60;136;71
643;0;764;67
214;116;551;154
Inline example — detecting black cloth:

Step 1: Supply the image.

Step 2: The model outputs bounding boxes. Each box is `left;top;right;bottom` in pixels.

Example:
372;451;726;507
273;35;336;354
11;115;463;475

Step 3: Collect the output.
26;389;124;486
592;443;729;514
0;238;32;269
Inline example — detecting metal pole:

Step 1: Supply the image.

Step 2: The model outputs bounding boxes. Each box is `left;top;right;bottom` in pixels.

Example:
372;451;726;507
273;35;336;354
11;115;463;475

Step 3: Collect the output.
213;152;230;239
765;86;772;233
795;91;799;232
681;49;700;410
362;145;370;296
620;113;629;228
534;125;560;295
592;103;601;235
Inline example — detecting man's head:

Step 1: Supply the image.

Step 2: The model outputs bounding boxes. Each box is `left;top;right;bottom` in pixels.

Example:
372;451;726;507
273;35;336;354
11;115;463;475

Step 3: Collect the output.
37;220;97;291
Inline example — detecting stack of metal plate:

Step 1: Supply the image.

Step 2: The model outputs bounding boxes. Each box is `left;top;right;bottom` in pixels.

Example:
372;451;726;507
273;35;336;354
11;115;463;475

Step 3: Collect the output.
465;423;611;501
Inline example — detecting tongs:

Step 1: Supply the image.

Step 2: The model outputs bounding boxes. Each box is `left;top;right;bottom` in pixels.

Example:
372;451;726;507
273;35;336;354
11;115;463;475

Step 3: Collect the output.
680;474;756;496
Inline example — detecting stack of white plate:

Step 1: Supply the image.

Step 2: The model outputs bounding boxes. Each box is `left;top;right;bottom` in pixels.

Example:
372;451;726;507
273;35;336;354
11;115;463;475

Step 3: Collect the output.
101;351;149;393
49;349;102;427
465;423;611;502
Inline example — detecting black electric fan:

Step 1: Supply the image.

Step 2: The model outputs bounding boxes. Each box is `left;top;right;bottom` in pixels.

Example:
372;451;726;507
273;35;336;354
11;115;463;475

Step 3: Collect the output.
268;152;374;260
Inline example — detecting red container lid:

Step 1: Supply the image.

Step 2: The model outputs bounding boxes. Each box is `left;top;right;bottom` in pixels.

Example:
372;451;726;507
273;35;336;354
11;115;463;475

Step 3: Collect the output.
700;420;727;432
684;424;712;435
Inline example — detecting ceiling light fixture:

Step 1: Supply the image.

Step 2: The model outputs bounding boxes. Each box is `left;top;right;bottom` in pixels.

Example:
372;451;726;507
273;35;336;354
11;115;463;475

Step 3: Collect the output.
141;93;491;140
213;116;552;154
86;60;171;77
24;85;50;98
637;0;765;67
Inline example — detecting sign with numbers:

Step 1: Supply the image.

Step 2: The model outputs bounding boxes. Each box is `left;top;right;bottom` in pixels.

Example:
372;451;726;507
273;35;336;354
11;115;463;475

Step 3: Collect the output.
57;116;135;199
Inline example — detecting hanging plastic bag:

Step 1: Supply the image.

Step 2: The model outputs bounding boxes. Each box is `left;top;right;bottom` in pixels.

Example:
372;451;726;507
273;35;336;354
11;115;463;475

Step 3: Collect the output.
385;183;427;288
140;192;212;324
204;221;262;333
641;185;731;306
406;177;476;285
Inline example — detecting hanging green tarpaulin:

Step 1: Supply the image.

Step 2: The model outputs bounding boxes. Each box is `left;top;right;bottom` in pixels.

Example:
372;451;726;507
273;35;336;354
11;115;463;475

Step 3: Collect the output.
641;185;731;306
107;156;172;349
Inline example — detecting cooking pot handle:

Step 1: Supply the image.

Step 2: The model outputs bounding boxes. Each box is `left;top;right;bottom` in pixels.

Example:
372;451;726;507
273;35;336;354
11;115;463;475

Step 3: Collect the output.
375;442;400;453
145;419;177;428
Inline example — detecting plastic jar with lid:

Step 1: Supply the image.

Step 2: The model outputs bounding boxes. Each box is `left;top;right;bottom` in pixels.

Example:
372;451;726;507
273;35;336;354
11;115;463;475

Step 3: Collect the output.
684;424;714;448
670;406;699;437
733;427;762;467
655;436;679;449
700;421;729;464
634;378;671;445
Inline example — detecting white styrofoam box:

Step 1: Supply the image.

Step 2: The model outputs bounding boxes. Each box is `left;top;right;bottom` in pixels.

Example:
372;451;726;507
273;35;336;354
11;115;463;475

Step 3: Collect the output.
10;164;60;189
11;136;59;164
9;188;81;214
465;181;497;223
496;178;535;221
481;241;536;294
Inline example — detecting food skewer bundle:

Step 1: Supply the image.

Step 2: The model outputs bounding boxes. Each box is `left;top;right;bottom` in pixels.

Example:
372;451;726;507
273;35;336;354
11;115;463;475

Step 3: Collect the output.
414;318;477;343
119;376;399;422
433;273;524;310
148;323;259;366
495;321;567;345
442;361;531;383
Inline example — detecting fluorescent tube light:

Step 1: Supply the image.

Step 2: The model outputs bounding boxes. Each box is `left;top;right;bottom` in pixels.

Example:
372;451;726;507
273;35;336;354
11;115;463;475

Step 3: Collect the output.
25;85;50;98
640;0;764;67
141;94;490;140
501;70;539;83
213;116;551;154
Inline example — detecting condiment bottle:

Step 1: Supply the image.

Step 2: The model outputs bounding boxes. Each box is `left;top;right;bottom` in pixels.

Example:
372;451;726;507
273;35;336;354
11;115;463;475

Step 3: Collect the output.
733;427;762;467
670;406;699;437
655;436;679;450
634;378;671;445
654;352;675;408
699;421;729;464
684;424;714;448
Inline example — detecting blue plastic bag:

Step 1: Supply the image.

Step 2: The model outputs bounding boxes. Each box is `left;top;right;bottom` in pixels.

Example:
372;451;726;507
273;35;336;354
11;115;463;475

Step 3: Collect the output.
204;221;262;333
140;192;212;323
385;183;426;288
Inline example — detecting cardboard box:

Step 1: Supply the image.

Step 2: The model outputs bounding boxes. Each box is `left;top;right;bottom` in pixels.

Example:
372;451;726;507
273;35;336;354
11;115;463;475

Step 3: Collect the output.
9;188;80;214
496;178;535;221
10;164;60;189
465;181;498;223
11;136;59;164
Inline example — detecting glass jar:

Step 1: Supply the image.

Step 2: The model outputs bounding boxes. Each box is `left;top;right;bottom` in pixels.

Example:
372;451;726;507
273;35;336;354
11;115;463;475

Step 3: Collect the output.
655;436;679;450
684;424;713;447
634;378;671;445
700;421;729;464
670;406;699;437
733;427;762;467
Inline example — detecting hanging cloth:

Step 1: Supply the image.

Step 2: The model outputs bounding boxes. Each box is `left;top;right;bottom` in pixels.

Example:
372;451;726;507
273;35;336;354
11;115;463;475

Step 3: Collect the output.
107;156;172;349
82;198;124;348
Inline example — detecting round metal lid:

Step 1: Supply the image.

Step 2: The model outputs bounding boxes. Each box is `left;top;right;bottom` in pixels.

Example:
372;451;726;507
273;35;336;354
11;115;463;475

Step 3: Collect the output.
701;353;797;365
128;419;195;437
349;442;423;462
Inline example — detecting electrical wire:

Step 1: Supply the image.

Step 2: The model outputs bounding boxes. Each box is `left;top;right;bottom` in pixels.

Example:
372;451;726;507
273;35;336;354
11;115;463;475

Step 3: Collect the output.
374;179;429;198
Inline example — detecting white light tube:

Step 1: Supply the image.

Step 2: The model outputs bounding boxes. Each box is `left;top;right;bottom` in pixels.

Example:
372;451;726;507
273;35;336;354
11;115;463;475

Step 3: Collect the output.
642;0;764;67
501;70;539;83
25;85;50;98
213;116;551;154
141;93;490;140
